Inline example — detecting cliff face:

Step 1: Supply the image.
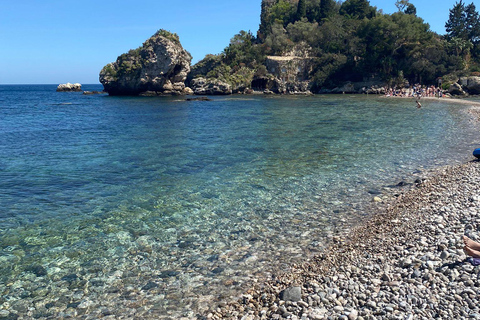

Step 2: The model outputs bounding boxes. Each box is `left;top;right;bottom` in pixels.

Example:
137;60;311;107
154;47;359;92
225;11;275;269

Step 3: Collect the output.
99;30;192;96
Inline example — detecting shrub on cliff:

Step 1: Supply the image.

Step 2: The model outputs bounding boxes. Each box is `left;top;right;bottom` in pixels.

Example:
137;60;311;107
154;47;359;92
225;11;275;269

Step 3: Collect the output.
187;54;223;85
190;30;265;91
153;29;180;44
206;64;255;92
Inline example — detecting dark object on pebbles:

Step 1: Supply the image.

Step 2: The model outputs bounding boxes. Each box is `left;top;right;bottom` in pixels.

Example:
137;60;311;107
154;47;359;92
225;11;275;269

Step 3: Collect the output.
279;286;302;302
142;281;159;291
25;265;48;277
473;148;480;159
61;274;78;282
159;270;180;278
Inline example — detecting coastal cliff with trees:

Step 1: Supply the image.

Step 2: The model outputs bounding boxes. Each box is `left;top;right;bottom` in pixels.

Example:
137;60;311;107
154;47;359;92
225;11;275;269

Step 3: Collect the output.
99;30;192;96
100;0;480;96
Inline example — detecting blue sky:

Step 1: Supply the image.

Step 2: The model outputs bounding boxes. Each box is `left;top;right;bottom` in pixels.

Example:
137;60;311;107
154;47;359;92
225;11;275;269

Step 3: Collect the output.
0;0;463;84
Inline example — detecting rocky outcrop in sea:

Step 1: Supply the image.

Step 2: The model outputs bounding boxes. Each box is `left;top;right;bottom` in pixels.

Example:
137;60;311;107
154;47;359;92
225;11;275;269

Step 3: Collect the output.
99;30;192;96
56;83;82;92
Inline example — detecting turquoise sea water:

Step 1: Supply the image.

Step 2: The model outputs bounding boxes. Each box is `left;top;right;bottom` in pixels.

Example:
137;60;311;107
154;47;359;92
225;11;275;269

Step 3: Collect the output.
0;85;479;318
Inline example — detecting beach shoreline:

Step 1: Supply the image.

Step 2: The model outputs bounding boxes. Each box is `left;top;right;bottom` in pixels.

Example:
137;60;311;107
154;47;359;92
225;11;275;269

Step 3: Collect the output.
386;95;480;107
205;101;480;319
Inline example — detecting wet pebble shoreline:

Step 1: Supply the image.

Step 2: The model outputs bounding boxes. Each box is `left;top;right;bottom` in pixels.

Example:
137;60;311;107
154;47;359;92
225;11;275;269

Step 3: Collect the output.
207;159;480;320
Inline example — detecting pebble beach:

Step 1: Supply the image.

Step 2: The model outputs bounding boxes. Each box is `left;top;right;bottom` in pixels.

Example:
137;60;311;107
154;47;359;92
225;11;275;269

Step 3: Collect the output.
205;101;480;320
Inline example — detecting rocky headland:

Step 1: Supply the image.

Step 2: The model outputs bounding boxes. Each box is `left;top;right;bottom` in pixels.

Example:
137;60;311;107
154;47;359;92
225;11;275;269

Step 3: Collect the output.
98;27;480;98
99;30;192;96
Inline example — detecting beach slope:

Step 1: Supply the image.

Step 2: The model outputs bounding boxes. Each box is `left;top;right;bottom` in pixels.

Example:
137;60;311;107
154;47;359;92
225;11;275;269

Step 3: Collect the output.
207;102;480;320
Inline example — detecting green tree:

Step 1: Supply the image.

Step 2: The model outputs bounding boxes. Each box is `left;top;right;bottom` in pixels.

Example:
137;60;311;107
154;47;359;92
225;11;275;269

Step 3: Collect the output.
286;18;320;46
465;3;480;43
395;0;409;12
339;0;377;20
312;53;348;88
317;15;349;53
404;3;417;16
318;0;337;21
456;36;473;53
296;0;307;20
395;0;416;15
445;1;468;40
406;38;463;83
223;30;259;67
260;0;296;33
357;12;432;80
264;23;294;55
445;1;480;67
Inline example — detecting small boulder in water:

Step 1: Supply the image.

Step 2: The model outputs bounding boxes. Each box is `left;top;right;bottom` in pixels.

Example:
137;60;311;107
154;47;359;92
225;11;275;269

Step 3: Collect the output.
186;96;212;101
279;286;302;302
83;90;105;95
57;83;82;92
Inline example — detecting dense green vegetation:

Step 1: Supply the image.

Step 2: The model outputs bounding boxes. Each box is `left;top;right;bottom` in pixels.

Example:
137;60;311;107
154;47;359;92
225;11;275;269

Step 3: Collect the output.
195;0;480;91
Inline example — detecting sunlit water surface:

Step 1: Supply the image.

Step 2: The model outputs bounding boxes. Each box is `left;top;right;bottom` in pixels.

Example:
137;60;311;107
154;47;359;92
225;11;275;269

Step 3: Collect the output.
0;85;478;318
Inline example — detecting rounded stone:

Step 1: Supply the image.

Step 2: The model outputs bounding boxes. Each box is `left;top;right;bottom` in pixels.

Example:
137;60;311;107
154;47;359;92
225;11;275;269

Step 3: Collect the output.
280;286;302;302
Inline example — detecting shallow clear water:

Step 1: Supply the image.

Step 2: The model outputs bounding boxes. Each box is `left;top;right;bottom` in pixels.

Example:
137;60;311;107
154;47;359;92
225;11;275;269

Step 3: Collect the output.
0;86;478;318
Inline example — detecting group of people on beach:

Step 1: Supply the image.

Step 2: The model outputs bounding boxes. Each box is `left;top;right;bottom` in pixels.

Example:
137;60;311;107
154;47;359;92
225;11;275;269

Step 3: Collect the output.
385;85;443;99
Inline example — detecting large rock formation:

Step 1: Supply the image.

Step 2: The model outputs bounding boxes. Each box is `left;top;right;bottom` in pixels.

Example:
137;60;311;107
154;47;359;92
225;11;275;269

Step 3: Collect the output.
449;82;467;96
459;76;480;95
447;76;480;96
99;30;192;96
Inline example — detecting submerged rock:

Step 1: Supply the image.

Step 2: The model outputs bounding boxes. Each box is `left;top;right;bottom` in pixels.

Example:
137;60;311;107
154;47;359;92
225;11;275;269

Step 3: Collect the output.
186;97;212;101
82;90;105;95
25;265;48;277
99;29;192;96
279;286;302;302
57;83;82;92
